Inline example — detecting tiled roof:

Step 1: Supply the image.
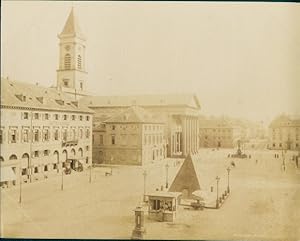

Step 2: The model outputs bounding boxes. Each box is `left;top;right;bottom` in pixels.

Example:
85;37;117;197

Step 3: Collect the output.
1;78;93;113
80;93;201;109
59;8;85;39
103;106;163;124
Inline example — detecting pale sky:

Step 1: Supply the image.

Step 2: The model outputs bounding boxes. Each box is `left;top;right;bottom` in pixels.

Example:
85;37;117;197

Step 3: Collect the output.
1;1;300;123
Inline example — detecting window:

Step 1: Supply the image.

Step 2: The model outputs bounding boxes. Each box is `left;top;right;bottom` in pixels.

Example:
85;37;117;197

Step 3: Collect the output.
80;82;83;90
86;116;90;121
64;54;71;69
34;113;39;120
54;129;59;140
85;129;90;138
44;113;49;120
54;114;59;120
111;135;115;145
80;115;83;121
63;79;69;87
34;166;39;173
63;114;67;120
0;130;3;144
34;129;39;142
62;129;67;141
99;135;103;145
34;151;39;157
43;129;49;141
10;129;17;143
23;112;29;119
71;129;76;140
72;115;75;120
86;146;89;151
77;55;82;69
44;150;49;156
92;134;95;144
112;125;116;130
23;129;29;142
79;129;83;138
279;143;282;147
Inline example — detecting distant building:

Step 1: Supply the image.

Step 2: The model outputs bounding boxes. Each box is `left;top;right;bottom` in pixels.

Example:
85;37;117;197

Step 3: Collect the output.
198;117;238;148
81;94;202;158
268;115;300;150
92;106;166;165
0;78;93;187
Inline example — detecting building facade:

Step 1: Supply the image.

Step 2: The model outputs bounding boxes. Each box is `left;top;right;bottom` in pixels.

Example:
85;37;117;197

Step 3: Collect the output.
0;78;93;187
81;94;201;158
198;118;235;148
92;106;166;165
268;115;300;150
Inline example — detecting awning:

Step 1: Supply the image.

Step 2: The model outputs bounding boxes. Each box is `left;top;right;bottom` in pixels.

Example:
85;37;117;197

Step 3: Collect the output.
0;167;17;182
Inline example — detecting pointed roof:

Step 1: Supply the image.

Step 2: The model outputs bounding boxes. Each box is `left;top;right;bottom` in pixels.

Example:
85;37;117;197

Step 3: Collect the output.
59;8;85;39
168;153;202;198
103;105;163;124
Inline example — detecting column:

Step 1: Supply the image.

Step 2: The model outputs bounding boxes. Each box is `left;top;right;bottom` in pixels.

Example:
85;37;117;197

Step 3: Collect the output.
182;116;187;156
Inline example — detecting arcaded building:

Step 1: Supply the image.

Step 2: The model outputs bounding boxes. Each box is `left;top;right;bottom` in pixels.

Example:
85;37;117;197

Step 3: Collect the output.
0;78;93;186
269;115;300;150
92;106;166;165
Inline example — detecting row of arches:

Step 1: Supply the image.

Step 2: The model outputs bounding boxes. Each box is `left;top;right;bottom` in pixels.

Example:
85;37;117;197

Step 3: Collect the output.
0;148;85;163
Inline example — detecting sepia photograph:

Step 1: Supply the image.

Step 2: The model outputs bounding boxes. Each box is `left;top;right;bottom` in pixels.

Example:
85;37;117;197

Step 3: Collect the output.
1;1;300;240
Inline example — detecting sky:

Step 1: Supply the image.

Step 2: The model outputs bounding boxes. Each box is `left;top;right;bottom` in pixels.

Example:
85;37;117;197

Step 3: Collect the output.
1;1;300;124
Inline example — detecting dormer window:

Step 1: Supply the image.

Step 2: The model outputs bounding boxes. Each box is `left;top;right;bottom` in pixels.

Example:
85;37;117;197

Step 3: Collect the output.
15;94;26;102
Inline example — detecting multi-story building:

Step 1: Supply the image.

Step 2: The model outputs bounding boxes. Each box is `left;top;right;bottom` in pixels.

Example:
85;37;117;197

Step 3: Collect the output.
0;78;93;187
268;115;300;150
81;94;201;158
92;106;166;165
53;9;202;159
198;117;235;148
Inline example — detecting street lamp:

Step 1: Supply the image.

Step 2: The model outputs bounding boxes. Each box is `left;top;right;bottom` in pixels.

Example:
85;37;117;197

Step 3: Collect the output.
143;170;147;202
165;163;169;188
61;168;64;191
226;167;231;193
216;176;220;209
19;167;22;204
89;164;92;183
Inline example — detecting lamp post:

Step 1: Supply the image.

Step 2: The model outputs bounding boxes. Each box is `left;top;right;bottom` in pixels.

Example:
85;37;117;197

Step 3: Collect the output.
226;167;231;193
143;170;147;202
61;168;64;191
216;176;220;209
165;163;169;188
89;164;92;183
19;167;22;204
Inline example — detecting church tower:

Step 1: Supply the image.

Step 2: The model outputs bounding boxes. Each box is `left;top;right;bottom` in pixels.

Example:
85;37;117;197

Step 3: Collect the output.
57;8;88;98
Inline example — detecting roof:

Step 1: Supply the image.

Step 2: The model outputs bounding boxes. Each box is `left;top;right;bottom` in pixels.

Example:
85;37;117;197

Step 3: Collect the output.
198;117;232;129
1;78;93;113
103;106;164;124
146;191;182;198
269;114;300;128
59;8;85;39
80;93;201;109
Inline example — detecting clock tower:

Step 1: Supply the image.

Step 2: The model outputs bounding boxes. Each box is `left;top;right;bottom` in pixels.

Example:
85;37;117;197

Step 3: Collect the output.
57;8;88;99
